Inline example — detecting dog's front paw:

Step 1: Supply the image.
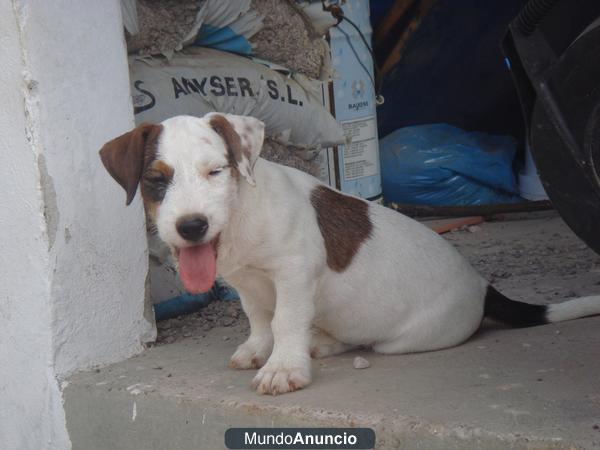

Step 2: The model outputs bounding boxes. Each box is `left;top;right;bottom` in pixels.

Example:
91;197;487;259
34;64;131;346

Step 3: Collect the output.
229;341;271;370
251;361;311;395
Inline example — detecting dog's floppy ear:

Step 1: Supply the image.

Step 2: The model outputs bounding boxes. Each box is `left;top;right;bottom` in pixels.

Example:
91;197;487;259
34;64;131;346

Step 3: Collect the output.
207;113;265;186
99;123;162;205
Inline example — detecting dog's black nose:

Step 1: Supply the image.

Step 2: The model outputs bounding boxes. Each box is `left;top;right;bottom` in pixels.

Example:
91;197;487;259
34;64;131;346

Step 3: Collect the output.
176;215;209;241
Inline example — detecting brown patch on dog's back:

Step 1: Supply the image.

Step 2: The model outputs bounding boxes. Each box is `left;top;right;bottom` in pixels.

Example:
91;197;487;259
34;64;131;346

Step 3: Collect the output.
311;186;373;272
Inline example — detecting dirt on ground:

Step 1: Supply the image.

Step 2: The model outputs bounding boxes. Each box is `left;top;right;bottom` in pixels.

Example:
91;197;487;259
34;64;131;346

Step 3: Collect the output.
155;298;249;346
155;210;600;345
443;211;600;302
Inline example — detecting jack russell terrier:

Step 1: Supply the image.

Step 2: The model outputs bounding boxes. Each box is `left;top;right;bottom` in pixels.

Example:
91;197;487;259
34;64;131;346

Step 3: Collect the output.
100;113;600;395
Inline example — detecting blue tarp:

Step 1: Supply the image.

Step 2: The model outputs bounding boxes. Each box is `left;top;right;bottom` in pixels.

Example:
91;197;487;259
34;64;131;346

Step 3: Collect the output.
380;123;522;205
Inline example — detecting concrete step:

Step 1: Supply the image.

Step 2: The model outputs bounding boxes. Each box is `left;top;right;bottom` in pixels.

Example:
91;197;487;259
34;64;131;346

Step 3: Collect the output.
65;316;600;450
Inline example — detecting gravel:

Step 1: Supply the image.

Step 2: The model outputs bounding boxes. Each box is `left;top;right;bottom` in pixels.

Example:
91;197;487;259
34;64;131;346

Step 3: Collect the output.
444;212;600;303
126;0;201;57
353;356;371;369
155;300;248;346
260;138;321;176
250;0;328;79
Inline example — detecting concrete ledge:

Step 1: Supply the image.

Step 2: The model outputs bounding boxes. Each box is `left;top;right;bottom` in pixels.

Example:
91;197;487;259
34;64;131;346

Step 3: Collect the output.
65;216;600;449
65;317;600;449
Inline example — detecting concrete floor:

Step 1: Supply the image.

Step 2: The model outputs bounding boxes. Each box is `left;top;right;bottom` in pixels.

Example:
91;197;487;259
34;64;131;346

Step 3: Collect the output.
65;212;600;449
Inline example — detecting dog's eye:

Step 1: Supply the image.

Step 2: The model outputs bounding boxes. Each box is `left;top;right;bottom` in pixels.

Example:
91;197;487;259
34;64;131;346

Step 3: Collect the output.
144;173;167;184
208;166;227;176
142;166;173;202
142;173;169;202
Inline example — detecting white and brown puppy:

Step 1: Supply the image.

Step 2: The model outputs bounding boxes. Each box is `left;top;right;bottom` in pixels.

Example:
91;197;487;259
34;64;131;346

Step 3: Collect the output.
100;113;600;395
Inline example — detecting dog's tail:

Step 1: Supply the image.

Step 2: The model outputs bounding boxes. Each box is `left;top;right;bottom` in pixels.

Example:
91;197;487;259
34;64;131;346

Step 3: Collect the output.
484;285;600;327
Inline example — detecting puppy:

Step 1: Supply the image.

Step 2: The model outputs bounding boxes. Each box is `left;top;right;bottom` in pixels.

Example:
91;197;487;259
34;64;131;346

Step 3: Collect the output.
100;113;600;395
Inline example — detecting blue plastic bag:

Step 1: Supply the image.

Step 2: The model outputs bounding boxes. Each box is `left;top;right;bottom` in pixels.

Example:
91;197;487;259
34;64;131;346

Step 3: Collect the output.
190;2;262;55
380;124;522;205
194;24;253;55
154;279;239;322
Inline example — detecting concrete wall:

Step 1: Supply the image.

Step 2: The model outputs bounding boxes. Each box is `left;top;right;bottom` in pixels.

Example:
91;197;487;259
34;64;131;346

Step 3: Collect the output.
0;4;70;448
0;1;154;447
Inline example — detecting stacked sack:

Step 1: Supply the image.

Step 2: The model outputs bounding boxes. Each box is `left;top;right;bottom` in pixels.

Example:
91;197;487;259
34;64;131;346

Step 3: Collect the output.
123;0;341;175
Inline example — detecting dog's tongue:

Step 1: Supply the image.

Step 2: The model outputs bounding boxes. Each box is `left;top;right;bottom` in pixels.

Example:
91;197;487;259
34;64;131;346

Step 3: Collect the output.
178;243;217;294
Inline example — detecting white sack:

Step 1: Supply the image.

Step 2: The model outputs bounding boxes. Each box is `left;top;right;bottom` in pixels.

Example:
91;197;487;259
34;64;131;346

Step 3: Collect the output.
130;48;344;148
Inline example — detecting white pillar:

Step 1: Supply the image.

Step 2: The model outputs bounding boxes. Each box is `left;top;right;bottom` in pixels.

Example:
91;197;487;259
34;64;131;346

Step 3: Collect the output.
0;1;154;447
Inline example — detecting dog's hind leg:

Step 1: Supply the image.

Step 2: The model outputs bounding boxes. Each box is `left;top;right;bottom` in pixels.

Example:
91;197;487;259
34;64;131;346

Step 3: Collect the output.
310;328;356;358
372;327;472;355
229;276;275;370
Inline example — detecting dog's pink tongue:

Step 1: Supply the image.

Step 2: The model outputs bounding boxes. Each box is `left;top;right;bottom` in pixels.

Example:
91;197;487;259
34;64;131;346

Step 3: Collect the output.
178;244;217;294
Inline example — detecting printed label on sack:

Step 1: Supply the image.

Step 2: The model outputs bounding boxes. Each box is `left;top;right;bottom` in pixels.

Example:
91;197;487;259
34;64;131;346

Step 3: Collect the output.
341;117;378;181
129;51;345;149
132;76;307;114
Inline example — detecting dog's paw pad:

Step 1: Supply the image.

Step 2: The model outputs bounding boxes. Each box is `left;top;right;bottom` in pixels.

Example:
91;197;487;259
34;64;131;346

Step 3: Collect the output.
251;365;311;395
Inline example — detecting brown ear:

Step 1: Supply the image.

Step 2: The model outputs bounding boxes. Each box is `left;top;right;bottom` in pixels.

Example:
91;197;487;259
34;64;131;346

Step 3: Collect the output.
208;114;244;166
207;113;264;186
99;123;162;205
